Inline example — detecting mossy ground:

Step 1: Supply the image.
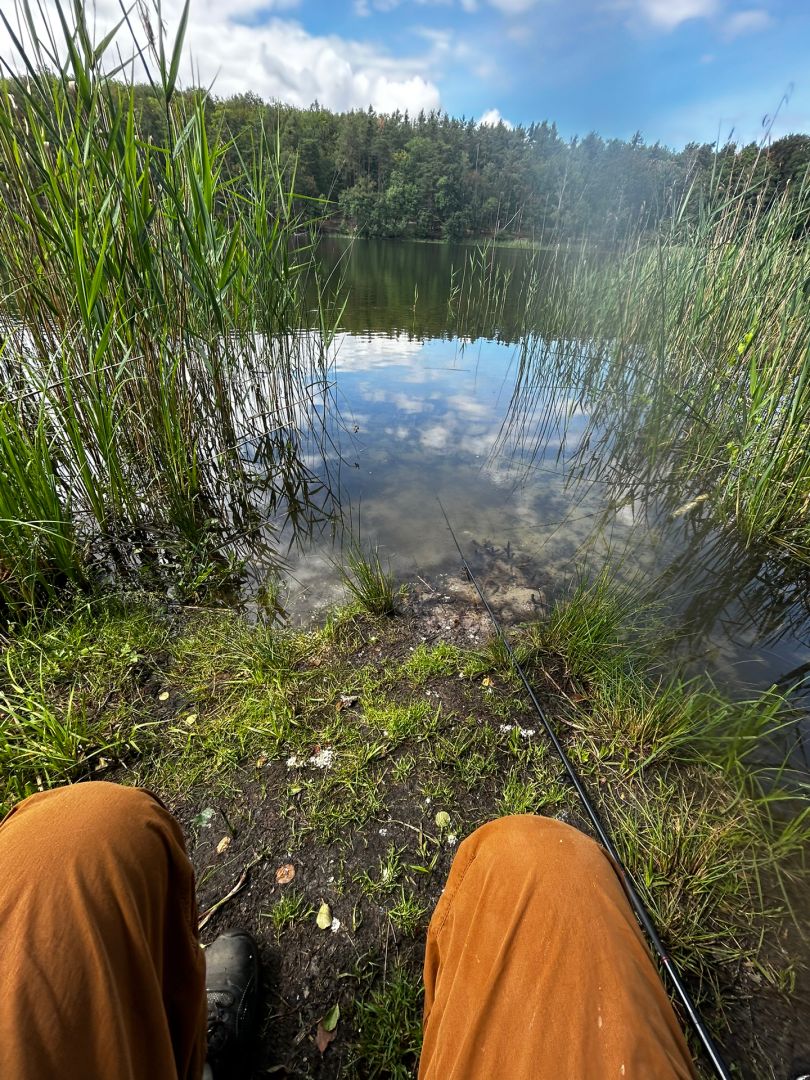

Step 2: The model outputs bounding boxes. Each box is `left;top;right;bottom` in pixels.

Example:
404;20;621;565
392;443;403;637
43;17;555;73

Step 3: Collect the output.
1;576;807;1078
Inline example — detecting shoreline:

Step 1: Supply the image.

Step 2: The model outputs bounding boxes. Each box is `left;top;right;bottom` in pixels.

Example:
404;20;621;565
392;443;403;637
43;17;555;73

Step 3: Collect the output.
3;572;806;1077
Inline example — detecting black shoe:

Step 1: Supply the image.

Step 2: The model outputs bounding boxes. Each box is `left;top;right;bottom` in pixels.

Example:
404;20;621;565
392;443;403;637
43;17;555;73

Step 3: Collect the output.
205;930;260;1079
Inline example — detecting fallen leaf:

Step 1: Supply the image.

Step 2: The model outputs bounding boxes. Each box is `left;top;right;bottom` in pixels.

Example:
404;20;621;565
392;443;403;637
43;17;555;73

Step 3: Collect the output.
322;1004;340;1032
315;1022;336;1053
184;713;197;727
158;691;170;701
435;810;451;829
481;676;494;688
216;835;232;855
275;863;295;885
316;901;332;930
255;753;268;768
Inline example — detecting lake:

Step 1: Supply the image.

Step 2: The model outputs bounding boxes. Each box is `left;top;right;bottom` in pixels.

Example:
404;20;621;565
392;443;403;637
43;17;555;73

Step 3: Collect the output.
266;236;808;728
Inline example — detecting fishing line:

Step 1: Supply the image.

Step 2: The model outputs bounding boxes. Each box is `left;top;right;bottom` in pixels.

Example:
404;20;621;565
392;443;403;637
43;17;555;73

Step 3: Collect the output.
437;496;732;1080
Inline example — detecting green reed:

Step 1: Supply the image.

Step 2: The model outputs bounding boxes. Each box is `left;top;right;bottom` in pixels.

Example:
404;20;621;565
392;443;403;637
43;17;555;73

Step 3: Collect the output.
448;239;514;339
498;168;810;565
0;1;336;613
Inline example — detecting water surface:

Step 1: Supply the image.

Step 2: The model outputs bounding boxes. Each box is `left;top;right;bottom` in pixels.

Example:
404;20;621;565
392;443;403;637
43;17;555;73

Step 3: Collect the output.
271;237;809;719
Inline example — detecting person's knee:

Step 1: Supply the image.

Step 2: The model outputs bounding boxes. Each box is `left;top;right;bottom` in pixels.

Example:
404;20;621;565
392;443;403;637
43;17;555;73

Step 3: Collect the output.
463;813;608;885
28;779;155;824
3;782;177;865
470;811;590;850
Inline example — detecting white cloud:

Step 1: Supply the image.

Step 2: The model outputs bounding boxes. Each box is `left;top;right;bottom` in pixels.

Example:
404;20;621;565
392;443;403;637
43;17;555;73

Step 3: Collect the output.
479;107;513;128
332;334;426;371
420;424;450;450
447;394;491;418
628;0;718;31
353;0;457;13
0;1;442;115
473;58;499;79
723;9;772;39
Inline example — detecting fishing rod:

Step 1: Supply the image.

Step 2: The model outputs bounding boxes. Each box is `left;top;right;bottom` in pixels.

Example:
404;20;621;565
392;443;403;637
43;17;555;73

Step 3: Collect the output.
437;497;732;1080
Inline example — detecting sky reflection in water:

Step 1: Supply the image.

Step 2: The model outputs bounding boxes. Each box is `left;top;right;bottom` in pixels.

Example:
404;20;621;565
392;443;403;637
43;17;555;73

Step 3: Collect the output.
275;328;808;706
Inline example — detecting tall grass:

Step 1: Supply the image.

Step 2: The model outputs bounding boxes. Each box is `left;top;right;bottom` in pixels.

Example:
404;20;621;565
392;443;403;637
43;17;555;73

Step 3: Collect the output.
0;1;337;612
497;169;810;566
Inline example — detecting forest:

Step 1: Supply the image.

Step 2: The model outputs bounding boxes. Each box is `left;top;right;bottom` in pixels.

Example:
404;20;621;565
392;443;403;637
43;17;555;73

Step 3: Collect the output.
4;71;807;242
128;87;810;240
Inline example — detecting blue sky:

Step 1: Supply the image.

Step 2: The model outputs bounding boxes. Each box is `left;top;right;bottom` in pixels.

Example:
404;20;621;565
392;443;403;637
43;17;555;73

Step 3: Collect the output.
313;0;810;145
2;1;808;146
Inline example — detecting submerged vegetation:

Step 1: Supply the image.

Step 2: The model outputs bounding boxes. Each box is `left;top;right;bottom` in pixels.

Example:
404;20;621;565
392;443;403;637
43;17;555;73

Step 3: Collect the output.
0;581;806;1075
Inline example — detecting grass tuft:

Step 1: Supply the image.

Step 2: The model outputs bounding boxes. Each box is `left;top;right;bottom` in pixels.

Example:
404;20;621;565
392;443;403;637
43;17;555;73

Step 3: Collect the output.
400;642;463;683
339;546;397;616
262;891;314;939
388;890;429;936
350;966;424;1079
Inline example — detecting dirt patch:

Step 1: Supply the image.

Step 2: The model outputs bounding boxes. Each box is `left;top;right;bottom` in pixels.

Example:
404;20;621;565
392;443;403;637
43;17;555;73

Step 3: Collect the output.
157;573;566;1078
140;573;805;1080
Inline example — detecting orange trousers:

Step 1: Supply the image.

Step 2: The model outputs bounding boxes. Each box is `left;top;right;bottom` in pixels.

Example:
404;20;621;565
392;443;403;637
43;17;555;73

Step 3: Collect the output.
0;783;696;1079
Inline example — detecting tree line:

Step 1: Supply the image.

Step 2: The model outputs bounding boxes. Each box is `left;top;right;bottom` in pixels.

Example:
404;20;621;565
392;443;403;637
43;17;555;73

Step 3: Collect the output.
7;76;810;242
214;97;810;241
